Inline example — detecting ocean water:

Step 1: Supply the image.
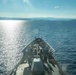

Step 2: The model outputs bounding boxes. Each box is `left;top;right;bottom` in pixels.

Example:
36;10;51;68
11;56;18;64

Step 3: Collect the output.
0;20;76;75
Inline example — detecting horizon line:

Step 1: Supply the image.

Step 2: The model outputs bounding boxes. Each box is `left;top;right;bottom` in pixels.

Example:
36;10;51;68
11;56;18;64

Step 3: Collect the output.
0;16;76;19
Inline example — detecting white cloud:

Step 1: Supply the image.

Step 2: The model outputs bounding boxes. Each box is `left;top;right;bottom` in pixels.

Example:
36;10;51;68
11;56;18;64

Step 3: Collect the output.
54;6;60;9
23;0;33;7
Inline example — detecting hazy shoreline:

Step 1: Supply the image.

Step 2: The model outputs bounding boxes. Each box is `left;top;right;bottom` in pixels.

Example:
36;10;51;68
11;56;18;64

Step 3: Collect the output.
0;17;76;21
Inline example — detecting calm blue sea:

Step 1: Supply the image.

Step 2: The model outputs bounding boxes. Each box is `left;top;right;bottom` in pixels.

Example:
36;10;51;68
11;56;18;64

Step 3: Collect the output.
0;20;76;75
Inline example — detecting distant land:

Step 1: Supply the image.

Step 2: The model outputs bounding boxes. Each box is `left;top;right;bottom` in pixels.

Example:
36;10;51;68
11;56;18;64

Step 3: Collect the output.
0;17;76;21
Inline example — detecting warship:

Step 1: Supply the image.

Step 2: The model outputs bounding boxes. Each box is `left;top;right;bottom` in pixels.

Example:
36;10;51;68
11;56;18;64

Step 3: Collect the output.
10;38;65;75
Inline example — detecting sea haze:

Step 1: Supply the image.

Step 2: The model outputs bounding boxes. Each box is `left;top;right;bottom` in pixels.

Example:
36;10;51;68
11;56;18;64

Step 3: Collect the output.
0;19;76;75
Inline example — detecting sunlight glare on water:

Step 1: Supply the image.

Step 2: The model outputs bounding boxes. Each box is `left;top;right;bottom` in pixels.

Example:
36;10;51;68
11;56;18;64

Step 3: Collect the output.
1;20;22;32
0;20;25;72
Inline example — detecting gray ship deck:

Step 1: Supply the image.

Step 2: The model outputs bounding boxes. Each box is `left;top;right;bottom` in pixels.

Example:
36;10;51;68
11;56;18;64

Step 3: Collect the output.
10;38;65;75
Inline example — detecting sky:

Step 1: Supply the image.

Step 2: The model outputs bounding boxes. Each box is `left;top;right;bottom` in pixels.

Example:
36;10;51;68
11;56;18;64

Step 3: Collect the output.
0;0;76;18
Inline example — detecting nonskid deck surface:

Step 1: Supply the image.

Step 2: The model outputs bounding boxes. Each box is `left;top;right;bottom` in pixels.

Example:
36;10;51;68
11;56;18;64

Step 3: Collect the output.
11;61;63;75
10;38;65;75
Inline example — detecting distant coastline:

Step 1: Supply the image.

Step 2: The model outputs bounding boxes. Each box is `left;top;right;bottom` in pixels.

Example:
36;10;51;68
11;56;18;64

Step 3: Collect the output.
0;17;29;20
0;17;76;21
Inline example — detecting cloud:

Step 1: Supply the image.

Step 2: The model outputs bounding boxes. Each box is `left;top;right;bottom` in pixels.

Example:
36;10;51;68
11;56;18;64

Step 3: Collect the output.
54;6;60;9
23;0;33;7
